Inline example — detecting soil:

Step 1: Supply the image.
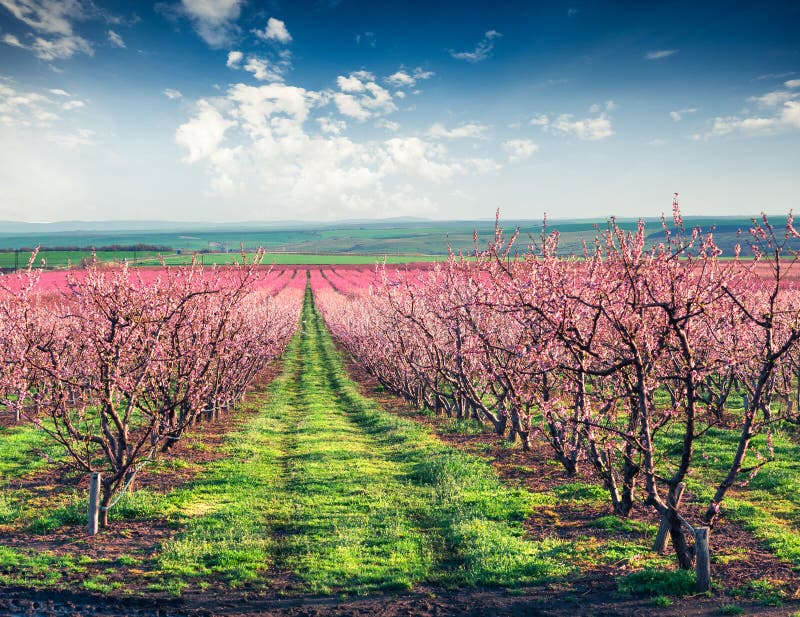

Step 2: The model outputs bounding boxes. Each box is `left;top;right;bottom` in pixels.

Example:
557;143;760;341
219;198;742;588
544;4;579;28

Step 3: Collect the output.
2;352;800;616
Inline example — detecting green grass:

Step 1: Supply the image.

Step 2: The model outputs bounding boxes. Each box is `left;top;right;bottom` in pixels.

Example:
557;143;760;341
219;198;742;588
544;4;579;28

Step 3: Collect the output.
0;423;62;485
155;284;575;594
617;568;696;596
0;250;161;269
654;419;800;570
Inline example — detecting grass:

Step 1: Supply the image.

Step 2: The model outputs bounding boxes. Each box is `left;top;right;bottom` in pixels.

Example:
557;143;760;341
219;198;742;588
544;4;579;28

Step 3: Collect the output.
617;568;696;596
654;418;800;570
155;284;576;594
0;249;445;270
0;422;63;487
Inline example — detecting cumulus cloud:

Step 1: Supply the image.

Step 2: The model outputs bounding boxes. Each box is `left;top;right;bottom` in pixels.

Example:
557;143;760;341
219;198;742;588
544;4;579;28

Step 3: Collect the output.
550;114;613;140
381;137;464;181
542;104;615;141
646;49;678;60
375;118;399;131
333;72;396;121
697;85;800;139
748;89;799;108
786;79;800;89
163;88;183;99
243;56;285;82
502;140;538;162
529;114;549;127
226;50;243;68
175;99;235;162
384;67;434;89
107;29;125;48
253;17;291;43
449;29;501;63
318;116;346;135
503;139;539;162
700;101;800;139
427;122;487;139
173;77;499;217
177;0;242;47
227;49;292;83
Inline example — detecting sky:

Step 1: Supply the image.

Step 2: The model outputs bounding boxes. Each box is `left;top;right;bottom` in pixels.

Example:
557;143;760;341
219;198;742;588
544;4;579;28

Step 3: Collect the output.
0;0;798;223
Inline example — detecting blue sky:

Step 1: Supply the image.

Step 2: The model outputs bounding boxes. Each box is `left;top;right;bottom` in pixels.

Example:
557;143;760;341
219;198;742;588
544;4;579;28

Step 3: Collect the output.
0;0;798;222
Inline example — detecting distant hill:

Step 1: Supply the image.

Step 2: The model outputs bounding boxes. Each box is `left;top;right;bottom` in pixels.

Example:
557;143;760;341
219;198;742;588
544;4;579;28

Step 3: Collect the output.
0;215;791;258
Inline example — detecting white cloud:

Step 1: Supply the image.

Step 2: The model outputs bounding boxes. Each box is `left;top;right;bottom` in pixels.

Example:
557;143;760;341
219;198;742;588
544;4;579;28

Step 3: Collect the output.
381;137;461;181
699;84;800;139
318;116;346;135
163;88;183;99
786;79;800;89
107;29;125;48
2;31;93;60
243;56;285;82
529;114;549;127
175;99;235;162
384;71;415;88
2;32;24;47
253;17;291;43
749;90;799;107
670;107;698;122
333;93;370;121
0;0;96;60
179;0;242;47
549;112;614;141
226;50;243;68
375;118;399;131
427;122;487;139
0;79;86;134
384;67;435;89
0;0;82;35
702;101;800;138
503;139;539;162
337;74;365;92
648;138;666;146
173;78;498;218
783;101;800;128
450;29;502;63
646;49;678;60
333;74;396;121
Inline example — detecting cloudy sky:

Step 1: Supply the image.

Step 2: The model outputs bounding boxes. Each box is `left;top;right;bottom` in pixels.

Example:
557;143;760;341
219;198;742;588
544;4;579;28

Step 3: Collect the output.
0;0;798;222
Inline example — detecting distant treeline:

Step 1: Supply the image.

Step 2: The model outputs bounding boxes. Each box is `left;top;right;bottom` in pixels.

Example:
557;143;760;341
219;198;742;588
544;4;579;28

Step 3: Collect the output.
0;244;172;253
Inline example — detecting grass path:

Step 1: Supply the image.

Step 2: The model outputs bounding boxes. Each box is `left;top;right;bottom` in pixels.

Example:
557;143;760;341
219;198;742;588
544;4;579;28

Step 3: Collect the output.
156;285;572;594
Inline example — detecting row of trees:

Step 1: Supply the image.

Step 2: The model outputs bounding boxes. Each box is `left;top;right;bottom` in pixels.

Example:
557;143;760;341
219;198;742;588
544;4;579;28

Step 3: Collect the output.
316;201;800;569
0;254;301;526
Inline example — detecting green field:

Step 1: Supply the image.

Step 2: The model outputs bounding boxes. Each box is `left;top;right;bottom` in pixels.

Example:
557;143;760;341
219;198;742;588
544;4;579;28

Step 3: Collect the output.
1;215;787;267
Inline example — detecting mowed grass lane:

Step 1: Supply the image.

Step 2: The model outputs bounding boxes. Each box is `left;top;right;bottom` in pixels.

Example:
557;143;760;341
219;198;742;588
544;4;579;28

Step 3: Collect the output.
157;285;573;594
